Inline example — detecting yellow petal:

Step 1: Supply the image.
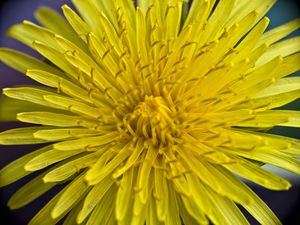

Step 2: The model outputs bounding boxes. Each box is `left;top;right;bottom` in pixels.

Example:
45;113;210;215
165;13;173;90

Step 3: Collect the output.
51;173;89;219
234;110;290;128
7;21;63;51
200;0;236;42
116;168;135;222
85;142;131;185
256;36;300;66
0;48;63;75
3;87;64;110
62;199;84;225
177;146;254;205
28;191;64;225
223;147;300;175
241;77;300;111
77;176;114;223
25;148;85;171
205;186;250;225
164;182;181;225
54;131;119;151
113;139;144;178
26;69;95;104
184;173;213;216
243;189;282;225
136;145;158;203
88;0;119;30
146;196;165;225
224;156;291;190
72;0;103;37
164;1;182;40
43;95;102;119
0;127;51;145
8;170;56;209
259;18;300;45
43;151;100;183
32;41;78;79
0;145;52;187
0;95;54;122
62;4;91;42
17;112;81;127
183;0;209;30
85;185;116;225
235;17;270;55
178;194;207;225
255;77;300;98
34;6;87;51
153;166;169;222
34;128;98;141
226;0;275;29
63;50;123;99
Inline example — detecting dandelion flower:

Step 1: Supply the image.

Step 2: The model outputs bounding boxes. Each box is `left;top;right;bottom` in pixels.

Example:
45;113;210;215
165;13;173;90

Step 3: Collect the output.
1;0;300;224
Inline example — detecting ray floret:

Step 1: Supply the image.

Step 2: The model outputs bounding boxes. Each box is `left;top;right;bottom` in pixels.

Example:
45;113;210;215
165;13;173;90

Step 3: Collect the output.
0;0;300;225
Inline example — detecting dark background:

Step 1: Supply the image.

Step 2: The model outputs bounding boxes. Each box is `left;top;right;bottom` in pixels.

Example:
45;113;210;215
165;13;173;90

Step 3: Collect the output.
0;0;300;224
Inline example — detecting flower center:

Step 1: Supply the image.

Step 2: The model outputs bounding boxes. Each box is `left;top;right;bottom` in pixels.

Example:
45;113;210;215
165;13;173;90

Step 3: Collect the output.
122;95;181;146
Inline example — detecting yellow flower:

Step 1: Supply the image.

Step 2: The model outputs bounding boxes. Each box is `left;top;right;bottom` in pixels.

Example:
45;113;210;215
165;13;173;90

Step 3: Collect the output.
0;0;300;224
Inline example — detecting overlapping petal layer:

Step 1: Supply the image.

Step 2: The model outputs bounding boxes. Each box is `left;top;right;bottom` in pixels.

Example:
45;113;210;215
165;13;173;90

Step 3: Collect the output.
0;0;300;224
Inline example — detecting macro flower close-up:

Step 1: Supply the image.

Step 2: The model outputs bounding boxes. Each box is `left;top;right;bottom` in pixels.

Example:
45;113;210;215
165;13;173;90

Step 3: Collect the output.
0;0;300;224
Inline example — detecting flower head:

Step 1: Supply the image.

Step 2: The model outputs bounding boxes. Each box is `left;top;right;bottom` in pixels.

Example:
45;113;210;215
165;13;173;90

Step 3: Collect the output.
1;0;300;224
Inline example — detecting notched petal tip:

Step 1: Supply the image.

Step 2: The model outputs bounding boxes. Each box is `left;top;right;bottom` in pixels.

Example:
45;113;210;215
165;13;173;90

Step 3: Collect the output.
50;209;59;219
31;40;43;47
284;181;292;190
262;17;271;24
16;112;27;123
61;4;71;11
7;200;19;210
34;6;52;15
42;176;50;184
23;162;37;172
22;20;33;25
2;88;11;96
83;174;95;186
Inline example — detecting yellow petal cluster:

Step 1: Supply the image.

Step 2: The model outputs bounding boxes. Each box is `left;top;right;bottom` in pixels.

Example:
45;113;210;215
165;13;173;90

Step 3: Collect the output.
0;0;300;224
